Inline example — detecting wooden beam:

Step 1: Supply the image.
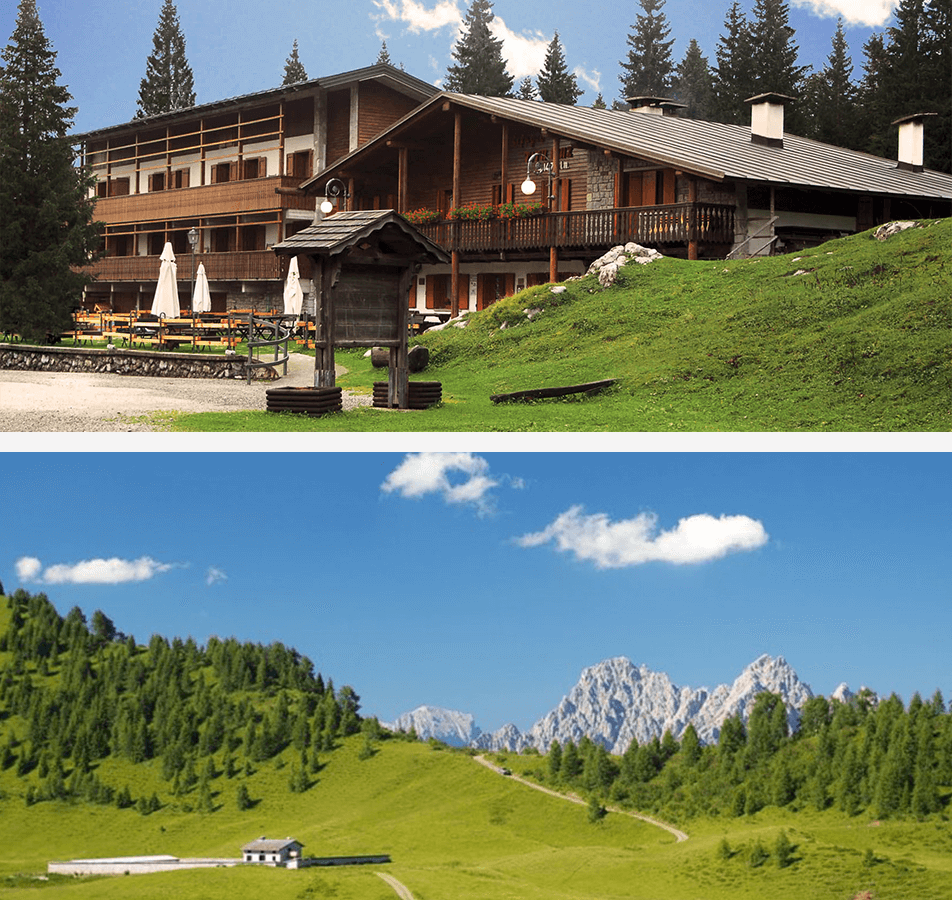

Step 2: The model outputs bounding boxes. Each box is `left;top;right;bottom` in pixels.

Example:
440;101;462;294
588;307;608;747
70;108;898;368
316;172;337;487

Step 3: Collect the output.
451;250;460;320
398;145;408;213
688;177;699;261
500;122;509;202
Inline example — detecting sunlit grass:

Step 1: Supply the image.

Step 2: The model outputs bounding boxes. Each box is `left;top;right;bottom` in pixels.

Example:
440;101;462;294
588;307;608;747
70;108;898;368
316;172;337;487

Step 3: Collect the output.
170;219;952;432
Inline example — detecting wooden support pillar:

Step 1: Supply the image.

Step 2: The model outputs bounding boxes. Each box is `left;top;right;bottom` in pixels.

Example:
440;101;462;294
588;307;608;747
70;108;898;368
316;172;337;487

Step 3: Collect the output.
388;267;416;409
550;134;560;282
451;251;460;319
397;146;408;213
314;257;337;387
500;123;509;200
451;110;462;319
549;246;558;285
688;177;699;261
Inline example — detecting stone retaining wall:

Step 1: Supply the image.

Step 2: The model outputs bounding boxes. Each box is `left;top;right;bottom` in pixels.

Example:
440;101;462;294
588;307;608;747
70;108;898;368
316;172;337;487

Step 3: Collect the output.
0;344;277;380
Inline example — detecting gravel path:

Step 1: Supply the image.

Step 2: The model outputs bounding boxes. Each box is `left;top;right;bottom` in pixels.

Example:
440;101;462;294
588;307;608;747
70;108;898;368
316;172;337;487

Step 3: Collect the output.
474;754;689;843
0;353;370;432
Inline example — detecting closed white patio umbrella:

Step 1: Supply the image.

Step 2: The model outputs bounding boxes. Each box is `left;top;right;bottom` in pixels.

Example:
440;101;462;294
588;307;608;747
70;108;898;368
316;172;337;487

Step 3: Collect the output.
283;256;304;316
192;262;212;313
151;242;180;318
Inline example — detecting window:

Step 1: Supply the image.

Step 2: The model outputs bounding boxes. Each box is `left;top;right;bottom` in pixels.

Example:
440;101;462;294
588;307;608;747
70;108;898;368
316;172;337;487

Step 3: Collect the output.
287;150;312;179
212;162;232;184
172;168;190;189
242;157;266;180
148;172;166;192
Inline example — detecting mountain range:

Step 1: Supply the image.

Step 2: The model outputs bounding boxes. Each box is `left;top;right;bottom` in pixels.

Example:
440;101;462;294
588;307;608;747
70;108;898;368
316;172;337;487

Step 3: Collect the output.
386;655;868;754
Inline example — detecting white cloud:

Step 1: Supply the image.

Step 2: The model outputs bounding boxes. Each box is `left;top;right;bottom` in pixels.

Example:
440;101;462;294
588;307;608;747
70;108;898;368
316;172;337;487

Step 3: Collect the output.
15;555;178;585
792;0;896;27
372;0;462;34
371;1;553;81
575;66;601;95
489;17;549;79
15;556;42;581
516;507;768;568
382;452;500;509
206;567;228;586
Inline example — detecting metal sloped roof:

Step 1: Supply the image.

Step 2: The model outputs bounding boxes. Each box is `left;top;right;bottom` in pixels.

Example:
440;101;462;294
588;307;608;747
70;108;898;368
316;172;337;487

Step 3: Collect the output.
272;209;450;263
304;92;952;201
242;838;302;853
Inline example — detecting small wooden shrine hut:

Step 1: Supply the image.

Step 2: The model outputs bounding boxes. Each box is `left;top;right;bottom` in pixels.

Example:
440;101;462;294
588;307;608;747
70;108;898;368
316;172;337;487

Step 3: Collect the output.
273;210;449;408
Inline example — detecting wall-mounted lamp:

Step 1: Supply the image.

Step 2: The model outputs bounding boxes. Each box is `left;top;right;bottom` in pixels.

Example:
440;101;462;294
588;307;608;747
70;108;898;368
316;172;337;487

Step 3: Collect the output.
520;152;554;201
320;178;349;214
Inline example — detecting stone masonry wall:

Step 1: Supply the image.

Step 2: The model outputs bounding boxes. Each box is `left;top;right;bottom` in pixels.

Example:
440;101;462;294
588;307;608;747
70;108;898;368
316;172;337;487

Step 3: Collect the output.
0;344;272;380
586;151;618;210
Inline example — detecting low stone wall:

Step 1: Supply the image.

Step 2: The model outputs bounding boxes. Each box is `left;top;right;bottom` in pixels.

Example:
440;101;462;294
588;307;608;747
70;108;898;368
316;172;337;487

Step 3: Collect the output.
48;854;392;876
0;343;276;380
48;857;238;876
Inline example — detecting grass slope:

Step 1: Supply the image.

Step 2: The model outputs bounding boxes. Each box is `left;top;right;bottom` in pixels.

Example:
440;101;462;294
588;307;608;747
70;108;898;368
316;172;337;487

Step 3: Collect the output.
2;738;951;899
172;219;952;431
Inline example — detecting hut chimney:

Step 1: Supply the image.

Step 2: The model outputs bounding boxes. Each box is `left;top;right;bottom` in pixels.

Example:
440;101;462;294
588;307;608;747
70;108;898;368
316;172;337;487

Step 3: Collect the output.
746;93;795;148
893;113;936;172
627;97;687;117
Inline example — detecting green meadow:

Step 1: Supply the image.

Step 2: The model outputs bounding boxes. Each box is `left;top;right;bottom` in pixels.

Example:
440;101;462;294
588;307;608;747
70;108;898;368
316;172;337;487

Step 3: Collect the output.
171;218;952;432
2;737;951;900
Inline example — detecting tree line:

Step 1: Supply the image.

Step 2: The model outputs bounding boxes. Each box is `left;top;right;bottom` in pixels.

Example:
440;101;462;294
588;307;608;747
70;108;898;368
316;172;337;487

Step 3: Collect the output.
0;589;379;814
523;687;952;823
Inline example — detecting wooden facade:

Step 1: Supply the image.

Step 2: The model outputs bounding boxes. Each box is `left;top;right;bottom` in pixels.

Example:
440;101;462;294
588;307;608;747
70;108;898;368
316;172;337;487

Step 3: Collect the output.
74;65;437;312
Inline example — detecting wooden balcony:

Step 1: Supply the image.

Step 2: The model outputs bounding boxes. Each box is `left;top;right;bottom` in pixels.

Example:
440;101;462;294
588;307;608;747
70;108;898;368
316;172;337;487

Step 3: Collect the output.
92;176;313;224
84;250;284;283
416;203;735;254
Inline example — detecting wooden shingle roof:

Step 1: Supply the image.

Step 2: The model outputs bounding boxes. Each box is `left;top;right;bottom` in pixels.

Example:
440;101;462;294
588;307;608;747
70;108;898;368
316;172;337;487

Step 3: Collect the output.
272;210;450;264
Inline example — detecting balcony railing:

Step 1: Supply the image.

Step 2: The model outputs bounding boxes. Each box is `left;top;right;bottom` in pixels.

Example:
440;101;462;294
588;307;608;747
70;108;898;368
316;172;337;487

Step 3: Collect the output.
417;203;735;253
92;176;313;224
83;250;284;284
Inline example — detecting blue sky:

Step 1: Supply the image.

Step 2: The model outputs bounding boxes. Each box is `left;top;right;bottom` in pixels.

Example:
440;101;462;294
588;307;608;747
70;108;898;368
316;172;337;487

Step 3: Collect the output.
2;0;903;134
3;452;950;732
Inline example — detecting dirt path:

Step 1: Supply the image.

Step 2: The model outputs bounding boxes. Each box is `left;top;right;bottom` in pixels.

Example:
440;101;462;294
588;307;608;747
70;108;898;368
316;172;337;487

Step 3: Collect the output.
474;754;689;843
377;871;415;900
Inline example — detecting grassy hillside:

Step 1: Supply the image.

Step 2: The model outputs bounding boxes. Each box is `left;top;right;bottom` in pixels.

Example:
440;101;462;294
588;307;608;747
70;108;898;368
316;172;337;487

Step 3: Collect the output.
2;598;951;899
174;218;952;432
2;738;951;900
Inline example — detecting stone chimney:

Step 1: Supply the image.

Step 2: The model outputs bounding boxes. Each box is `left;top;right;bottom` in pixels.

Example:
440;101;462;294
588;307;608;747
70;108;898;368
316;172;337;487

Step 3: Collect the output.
746;93;795;148
892;113;936;172
627;97;687;117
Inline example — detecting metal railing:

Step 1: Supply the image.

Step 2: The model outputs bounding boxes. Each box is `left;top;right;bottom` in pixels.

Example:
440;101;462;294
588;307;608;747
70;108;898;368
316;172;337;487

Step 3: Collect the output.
245;312;291;384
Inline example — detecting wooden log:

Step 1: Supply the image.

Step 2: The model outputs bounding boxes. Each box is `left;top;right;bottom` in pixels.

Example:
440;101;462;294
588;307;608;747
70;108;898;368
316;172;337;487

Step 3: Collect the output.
490;379;618;404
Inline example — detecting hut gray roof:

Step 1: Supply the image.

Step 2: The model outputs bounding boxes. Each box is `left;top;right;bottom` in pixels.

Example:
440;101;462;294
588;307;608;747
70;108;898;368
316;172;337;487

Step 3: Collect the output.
272;210;450;264
242;838;302;853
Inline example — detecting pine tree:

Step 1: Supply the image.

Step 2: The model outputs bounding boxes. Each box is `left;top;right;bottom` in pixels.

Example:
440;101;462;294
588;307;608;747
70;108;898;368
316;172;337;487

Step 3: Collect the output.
591;93;607;109
536;31;582;104
673;39;712;120
856;32;890;159
516;76;537;101
748;0;808;132
0;0;101;345
711;1;755;124
136;0;196;117
618;0;675;100
444;0;513;97
921;0;951;171
282;39;308;85
805;20;857;147
376;40;392;66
